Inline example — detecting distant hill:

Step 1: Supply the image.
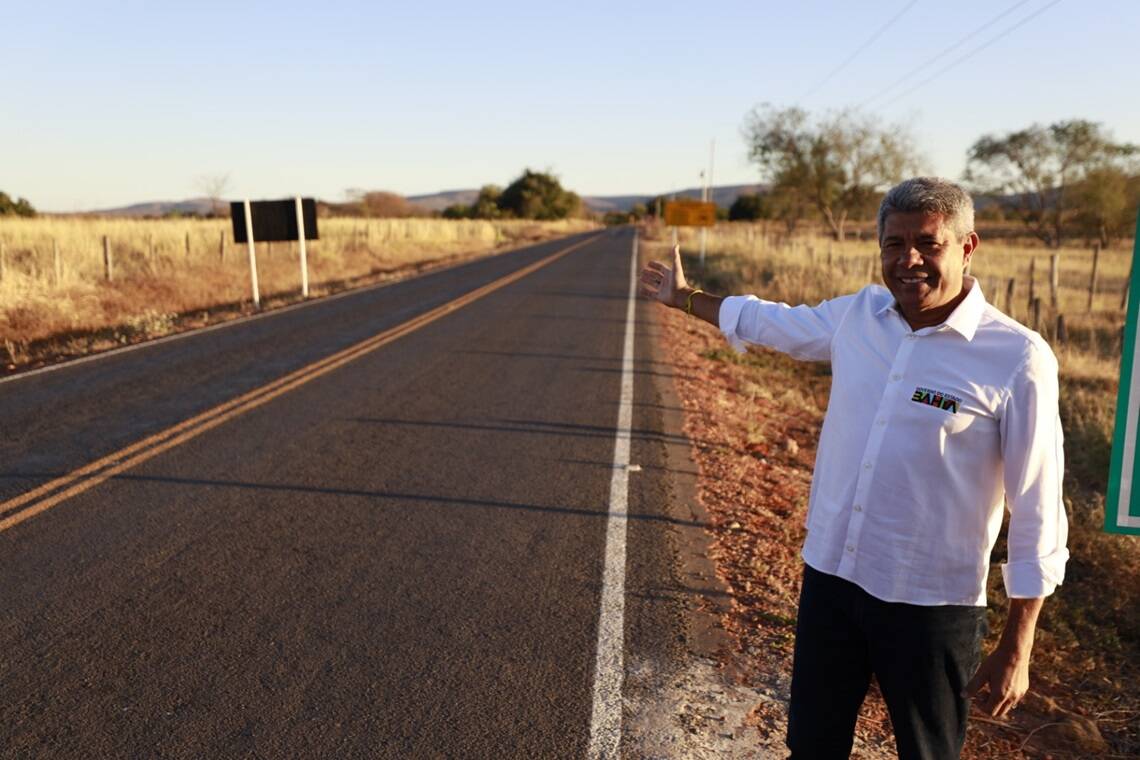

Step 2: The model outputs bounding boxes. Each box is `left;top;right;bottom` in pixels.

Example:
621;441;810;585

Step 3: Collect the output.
90;197;218;217
81;184;769;217
409;184;767;214
642;184;769;211
405;190;478;212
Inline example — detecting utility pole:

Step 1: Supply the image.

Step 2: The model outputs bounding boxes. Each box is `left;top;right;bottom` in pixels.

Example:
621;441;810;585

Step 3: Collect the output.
700;139;716;267
699;170;708;267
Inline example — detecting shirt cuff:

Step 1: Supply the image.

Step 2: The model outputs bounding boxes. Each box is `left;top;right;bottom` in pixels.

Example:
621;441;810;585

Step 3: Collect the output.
1001;548;1069;598
718;295;757;353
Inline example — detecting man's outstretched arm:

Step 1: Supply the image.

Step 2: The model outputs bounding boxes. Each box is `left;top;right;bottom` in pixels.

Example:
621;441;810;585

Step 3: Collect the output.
638;243;723;326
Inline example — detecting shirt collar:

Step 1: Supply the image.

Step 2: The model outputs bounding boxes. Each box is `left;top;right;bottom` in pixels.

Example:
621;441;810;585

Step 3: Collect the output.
876;278;986;341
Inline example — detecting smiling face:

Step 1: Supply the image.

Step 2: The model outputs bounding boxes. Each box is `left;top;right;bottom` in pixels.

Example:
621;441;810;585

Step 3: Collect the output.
880;211;979;329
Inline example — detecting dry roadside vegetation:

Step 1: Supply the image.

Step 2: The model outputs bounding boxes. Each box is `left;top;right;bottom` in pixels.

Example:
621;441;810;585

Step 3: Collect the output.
645;221;1138;758
0;216;596;371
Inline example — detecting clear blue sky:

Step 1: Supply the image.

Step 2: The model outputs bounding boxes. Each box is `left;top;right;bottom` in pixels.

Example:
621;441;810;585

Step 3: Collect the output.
4;0;1138;211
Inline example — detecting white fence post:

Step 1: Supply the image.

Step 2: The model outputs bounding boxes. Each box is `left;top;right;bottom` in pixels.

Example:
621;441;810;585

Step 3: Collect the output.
295;196;309;298
243;200;260;308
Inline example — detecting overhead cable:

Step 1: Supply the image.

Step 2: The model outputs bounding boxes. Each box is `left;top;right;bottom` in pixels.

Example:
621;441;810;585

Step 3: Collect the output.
800;0;920;101
873;0;1064;110
857;0;1035;110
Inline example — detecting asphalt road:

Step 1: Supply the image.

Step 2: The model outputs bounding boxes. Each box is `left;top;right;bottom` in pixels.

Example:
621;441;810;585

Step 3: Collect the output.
0;229;696;759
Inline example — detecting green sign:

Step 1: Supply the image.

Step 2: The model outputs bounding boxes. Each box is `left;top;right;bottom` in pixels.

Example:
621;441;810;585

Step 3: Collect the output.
1106;210;1140;535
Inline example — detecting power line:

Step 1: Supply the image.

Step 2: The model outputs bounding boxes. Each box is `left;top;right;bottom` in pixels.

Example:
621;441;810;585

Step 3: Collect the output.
873;0;1064;110
857;0;1035;110
800;0;920;101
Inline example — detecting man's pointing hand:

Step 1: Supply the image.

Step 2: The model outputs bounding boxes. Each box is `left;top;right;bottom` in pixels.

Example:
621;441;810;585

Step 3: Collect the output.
638;244;690;308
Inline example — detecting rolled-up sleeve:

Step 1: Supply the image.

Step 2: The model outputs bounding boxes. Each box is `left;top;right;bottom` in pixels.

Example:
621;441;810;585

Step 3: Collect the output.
719;294;856;361
999;343;1069;598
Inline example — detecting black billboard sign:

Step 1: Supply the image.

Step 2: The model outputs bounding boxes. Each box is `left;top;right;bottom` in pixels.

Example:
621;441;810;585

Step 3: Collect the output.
230;198;319;243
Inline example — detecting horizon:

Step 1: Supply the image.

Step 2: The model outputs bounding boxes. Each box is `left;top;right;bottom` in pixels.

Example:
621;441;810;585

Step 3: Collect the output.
4;0;1138;212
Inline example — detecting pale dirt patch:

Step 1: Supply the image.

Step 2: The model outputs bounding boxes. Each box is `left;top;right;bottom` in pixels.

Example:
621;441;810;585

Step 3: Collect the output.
623;653;896;760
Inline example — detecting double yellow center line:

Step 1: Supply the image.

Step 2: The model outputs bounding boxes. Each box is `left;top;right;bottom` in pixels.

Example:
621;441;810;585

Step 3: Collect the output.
0;233;602;534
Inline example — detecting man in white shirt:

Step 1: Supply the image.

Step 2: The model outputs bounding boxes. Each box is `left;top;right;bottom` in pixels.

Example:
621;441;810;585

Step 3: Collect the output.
638;177;1067;759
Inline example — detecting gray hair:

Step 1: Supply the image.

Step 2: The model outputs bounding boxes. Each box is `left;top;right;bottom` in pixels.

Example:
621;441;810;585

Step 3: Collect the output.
877;177;975;242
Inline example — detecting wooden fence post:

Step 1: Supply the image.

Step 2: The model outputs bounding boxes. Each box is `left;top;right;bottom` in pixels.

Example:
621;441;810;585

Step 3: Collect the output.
1088;243;1100;312
219;230;226;262
103;236;113;281
1027;257;1036;312
1049;252;1060;308
184;231;190;259
1005;278;1016;318
1056;314;1067;344
1032;296;1041;331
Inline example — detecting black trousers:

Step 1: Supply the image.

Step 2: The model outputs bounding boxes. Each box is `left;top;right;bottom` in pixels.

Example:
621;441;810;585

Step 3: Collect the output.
786;565;987;760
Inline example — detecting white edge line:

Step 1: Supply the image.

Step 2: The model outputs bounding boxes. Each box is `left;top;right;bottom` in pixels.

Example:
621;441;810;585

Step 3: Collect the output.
1118;298;1140;528
0;231;600;387
587;229;637;759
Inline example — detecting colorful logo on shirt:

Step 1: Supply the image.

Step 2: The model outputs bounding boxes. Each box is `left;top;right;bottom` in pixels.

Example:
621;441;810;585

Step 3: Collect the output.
911;386;962;414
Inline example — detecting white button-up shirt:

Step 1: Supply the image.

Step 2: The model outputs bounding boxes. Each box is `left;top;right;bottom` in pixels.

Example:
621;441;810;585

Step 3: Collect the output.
719;281;1068;606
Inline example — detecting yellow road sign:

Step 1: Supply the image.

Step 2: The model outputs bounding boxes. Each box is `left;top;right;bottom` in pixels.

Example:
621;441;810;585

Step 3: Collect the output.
664;200;716;227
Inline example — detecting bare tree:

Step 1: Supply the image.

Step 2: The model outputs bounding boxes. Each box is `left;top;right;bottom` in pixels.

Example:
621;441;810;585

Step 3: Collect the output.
743;104;920;241
196;173;231;217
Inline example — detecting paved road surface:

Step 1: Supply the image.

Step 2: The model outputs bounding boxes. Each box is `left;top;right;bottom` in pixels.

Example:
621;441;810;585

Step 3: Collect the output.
0;229;696;759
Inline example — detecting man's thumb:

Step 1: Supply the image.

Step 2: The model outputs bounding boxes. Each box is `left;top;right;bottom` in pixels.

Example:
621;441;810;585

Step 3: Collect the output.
672;244;684;274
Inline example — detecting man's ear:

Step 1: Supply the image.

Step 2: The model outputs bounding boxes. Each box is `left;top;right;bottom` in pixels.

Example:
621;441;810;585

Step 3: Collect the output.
962;231;979;270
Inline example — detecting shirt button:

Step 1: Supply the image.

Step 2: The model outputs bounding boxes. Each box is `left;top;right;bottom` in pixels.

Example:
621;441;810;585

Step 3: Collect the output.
863;462;872;470
853;504;862;512
906;334;917;340
890;373;901;381
845;545;855;553
877;418;887;426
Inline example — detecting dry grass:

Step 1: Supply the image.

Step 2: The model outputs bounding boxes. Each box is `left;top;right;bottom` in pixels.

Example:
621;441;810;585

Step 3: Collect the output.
0;216;596;364
642;220;1139;756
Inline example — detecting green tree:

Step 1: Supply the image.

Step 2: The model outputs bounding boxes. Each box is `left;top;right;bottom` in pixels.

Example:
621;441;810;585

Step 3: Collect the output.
0;191;36;217
470;185;502;219
1069;166;1139;247
497;169;581;220
742;104;918;241
965;120;1136;247
728;193;768;221
441;204;471;219
644;196;668;218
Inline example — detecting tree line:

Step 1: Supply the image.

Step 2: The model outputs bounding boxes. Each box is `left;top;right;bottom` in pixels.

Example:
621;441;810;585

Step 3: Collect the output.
726;104;1139;247
440;169;581;221
0;192;36;217
322;169;581;221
